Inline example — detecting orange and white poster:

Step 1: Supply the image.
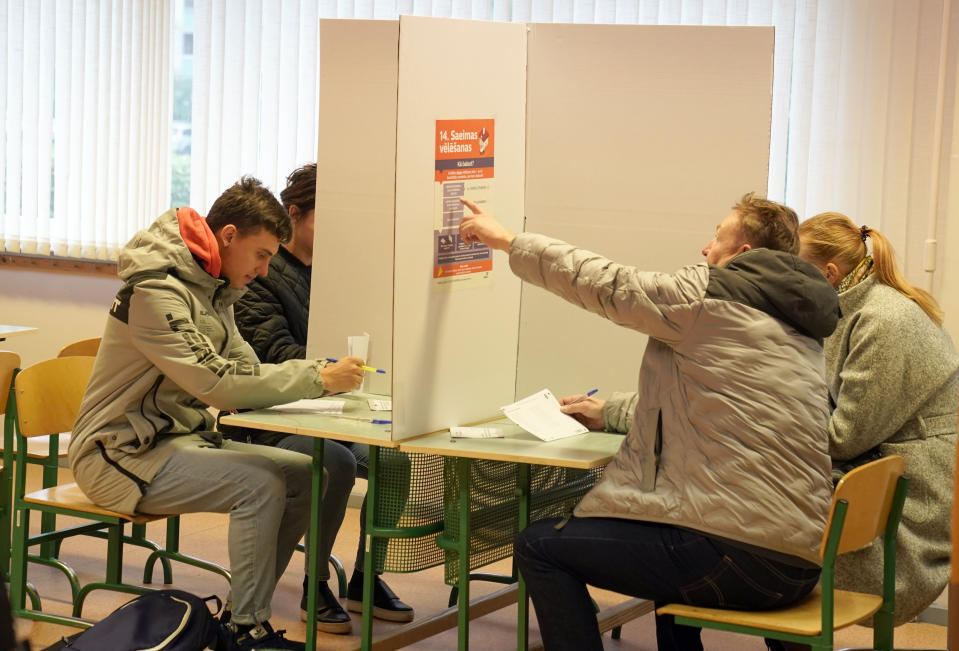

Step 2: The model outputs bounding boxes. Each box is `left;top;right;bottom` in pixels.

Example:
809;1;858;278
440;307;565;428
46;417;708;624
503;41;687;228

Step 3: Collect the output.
433;118;494;288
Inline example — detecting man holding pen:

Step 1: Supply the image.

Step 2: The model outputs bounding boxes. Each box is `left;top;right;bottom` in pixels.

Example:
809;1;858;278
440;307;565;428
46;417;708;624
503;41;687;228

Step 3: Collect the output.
70;177;366;650
459;193;839;651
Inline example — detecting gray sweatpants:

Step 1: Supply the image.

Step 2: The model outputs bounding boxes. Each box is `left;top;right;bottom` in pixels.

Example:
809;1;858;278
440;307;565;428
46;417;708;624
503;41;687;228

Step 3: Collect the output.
136;439;316;625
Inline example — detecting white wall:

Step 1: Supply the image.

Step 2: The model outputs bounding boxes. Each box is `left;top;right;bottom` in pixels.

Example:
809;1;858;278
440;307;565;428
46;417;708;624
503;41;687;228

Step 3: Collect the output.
0;267;119;367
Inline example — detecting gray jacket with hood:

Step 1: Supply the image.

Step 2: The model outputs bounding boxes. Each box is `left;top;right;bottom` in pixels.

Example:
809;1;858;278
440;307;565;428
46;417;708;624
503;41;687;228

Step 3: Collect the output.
509;233;840;565
69;208;328;515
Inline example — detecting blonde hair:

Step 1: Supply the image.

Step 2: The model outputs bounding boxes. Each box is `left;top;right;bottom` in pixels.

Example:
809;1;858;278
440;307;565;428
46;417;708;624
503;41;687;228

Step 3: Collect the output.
799;212;944;325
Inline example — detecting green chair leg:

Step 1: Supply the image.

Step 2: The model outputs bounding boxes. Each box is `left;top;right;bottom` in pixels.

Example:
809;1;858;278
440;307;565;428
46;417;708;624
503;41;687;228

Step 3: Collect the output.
25;582;41;611
295;542;349;598
330;553;348;598
27;555;81;603
9;504;30;611
144;547;231;585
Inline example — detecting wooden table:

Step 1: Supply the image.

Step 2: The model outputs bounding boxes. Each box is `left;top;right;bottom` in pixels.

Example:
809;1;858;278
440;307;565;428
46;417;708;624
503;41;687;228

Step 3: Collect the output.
220;393;399;651
397;420;633;650
0;325;37;342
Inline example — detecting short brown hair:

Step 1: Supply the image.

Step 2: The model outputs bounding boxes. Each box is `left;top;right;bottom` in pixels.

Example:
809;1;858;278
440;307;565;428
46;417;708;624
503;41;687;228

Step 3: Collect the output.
733;192;799;254
206;176;292;244
280;163;317;221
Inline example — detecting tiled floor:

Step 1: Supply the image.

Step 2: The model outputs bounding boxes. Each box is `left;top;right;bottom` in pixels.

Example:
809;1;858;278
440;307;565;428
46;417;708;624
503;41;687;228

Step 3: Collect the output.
13;467;948;650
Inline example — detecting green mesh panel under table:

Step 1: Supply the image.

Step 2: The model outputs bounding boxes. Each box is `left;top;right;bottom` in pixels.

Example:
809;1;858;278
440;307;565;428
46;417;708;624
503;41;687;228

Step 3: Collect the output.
441;459;604;585
367;448;446;574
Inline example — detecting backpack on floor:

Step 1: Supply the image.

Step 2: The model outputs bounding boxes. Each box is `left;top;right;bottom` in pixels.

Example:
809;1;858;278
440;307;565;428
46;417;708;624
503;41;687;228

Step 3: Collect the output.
50;589;227;651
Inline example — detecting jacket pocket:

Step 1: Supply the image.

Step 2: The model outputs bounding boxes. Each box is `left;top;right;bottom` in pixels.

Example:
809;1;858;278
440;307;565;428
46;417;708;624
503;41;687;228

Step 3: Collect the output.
637;408;662;492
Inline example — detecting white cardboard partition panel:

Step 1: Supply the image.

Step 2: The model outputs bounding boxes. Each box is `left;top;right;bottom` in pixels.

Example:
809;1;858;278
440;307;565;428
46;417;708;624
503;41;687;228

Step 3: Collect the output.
517;24;774;398
308;20;398;397
309;18;773;440
391;17;527;440
310;17;527;440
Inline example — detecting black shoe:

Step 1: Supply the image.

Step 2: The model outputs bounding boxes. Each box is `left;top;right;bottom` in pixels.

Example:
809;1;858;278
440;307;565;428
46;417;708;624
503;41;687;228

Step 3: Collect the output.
229;621;304;650
346;571;414;623
300;577;352;634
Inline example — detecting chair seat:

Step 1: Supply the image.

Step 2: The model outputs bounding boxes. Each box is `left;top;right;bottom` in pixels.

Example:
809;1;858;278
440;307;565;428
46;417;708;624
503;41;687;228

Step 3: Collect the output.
656;586;883;636
24;483;163;525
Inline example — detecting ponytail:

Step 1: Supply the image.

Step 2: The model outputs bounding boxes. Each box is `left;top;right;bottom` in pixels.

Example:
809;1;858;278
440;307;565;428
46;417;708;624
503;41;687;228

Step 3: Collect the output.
866;227;944;325
799;213;944;325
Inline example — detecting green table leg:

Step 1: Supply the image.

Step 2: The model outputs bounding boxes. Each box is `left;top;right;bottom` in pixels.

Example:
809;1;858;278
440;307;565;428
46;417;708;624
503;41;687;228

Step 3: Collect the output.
516;463;531;651
360;446;379;651
305;437;325;651
456;457;472;651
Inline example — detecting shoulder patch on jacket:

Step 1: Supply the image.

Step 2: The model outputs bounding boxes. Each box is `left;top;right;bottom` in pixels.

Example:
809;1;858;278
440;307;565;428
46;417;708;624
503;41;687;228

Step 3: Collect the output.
109;270;174;324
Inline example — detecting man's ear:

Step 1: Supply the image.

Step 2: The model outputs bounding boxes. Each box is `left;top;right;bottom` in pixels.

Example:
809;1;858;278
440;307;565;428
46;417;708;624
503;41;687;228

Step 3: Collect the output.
219;224;238;247
824;261;841;287
739;243;752;254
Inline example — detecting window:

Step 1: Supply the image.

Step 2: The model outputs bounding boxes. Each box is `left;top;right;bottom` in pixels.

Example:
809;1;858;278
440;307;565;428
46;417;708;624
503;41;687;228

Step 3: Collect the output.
2;0;952;291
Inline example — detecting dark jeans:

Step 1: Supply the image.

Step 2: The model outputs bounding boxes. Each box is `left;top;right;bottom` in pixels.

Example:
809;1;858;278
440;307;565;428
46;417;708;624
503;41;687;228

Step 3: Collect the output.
513;517;820;651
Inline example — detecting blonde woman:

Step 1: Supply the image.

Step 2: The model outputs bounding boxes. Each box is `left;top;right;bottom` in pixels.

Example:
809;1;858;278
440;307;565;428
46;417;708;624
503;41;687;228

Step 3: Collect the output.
799;212;959;623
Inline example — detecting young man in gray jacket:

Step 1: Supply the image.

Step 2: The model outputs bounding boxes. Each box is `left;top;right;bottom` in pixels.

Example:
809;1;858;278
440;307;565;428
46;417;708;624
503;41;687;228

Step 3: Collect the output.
69;177;365;651
459;194;840;651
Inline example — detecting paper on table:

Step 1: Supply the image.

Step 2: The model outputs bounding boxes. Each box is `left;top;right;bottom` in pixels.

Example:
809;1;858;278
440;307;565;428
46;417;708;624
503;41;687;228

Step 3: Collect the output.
268;399;345;414
450;426;503;439
349;333;370;393
501;389;588;441
368;398;392;411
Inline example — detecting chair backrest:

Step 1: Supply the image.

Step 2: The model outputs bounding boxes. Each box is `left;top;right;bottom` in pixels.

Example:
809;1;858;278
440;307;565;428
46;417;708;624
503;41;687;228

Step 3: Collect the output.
15;356;95;438
819;455;906;558
0;351;21;417
58;337;102;358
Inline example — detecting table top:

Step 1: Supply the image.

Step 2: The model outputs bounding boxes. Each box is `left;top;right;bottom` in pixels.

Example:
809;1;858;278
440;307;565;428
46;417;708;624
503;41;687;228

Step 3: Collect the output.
0;325;37;340
399;418;624;469
219;392;398;448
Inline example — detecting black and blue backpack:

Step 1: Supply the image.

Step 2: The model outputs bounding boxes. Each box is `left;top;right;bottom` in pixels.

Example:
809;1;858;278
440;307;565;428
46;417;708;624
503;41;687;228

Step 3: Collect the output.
45;589;227;651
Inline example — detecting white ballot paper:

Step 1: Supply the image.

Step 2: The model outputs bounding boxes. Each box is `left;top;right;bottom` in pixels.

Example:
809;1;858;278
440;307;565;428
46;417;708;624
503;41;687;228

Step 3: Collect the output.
349;333;371;392
501;389;589;441
268;399;345;414
450;426;503;439
368;399;392;411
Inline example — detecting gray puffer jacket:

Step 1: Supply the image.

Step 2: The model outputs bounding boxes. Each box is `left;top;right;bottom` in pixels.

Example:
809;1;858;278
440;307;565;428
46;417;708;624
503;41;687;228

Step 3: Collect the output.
509;234;840;564
69;208;328;514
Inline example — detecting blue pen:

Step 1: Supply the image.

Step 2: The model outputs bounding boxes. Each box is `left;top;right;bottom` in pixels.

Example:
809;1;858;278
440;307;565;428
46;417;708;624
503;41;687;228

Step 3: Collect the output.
325;357;387;374
324;413;391;425
565;389;598;406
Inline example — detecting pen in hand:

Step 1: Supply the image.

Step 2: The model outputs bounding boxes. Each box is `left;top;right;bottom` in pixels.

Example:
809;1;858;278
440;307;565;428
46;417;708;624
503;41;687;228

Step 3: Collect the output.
564;389;598;406
325;357;387;374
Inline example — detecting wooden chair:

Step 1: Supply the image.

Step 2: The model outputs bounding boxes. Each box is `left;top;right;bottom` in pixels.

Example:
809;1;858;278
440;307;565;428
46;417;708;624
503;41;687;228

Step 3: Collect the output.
657;455;908;651
0;352;45;615
53;340;183;584
8;356;228;628
6;353;173;602
57;338;101;358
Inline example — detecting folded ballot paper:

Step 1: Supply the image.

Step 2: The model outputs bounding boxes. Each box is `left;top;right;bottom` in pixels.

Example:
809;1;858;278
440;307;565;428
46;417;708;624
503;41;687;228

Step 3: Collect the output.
501;389;589;441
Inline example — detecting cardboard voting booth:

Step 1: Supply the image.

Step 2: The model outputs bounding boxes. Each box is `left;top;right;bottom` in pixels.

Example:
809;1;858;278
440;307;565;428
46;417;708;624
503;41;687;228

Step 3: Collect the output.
308;17;774;441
